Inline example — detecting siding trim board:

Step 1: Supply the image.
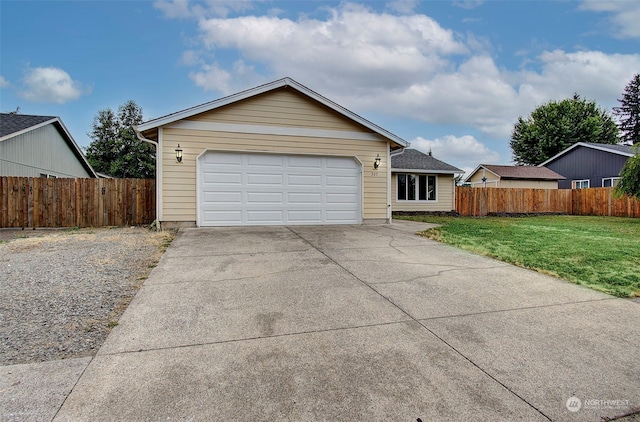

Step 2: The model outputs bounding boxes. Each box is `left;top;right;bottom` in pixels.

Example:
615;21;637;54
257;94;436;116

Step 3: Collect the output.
167;120;381;142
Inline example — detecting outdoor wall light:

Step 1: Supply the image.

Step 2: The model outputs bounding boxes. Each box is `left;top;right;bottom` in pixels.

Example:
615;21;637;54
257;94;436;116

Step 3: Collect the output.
374;154;381;170
175;144;183;163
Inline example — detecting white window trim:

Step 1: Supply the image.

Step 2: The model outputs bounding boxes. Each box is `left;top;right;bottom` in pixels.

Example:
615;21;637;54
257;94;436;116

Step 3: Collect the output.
602;177;619;187
396;173;438;202
572;179;590;189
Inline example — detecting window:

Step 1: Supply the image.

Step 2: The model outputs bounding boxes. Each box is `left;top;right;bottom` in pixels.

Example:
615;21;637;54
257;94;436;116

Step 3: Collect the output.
397;174;436;201
39;173;56;179
572;179;589;189
602;177;619;188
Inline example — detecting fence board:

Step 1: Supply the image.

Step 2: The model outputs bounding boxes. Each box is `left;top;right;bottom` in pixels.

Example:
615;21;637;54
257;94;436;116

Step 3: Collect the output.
456;187;638;218
0;177;155;228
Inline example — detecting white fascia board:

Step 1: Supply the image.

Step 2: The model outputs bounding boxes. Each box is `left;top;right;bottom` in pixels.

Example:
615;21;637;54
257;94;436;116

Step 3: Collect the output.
136;77;408;148
165;120;381;141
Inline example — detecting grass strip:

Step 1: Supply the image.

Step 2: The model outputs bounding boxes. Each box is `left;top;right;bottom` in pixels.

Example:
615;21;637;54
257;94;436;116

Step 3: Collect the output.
396;215;640;298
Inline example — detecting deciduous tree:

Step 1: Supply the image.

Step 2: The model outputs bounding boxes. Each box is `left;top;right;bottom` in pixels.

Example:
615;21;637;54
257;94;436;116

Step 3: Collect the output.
510;94;619;165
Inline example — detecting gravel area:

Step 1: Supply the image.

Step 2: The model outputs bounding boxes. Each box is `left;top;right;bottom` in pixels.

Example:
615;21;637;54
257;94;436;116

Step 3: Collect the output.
0;227;175;365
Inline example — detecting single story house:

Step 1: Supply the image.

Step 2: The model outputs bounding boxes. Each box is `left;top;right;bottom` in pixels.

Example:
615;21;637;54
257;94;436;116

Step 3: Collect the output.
539;142;635;189
0;113;97;178
391;148;462;213
135;77;409;227
464;164;564;189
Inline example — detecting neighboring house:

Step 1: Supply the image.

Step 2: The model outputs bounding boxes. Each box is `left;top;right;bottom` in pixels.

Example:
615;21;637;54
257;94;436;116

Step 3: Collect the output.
465;164;564;189
539;142;635;189
135;77;408;227
0;113;97;178
391;148;462;213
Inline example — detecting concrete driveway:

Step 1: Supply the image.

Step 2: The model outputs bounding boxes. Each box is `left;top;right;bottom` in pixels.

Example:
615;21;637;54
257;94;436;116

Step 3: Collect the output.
52;221;639;421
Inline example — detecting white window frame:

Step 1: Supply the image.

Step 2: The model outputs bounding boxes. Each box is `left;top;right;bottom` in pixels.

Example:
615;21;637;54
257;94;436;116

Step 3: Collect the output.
602;177;619;188
572;179;589;189
397;173;437;202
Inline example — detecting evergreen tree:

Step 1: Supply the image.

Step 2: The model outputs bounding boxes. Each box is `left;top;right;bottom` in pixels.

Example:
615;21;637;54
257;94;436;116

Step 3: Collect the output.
613;74;640;145
85;100;155;178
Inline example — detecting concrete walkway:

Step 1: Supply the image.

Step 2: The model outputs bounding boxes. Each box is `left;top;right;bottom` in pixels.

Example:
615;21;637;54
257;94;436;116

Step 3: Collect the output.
5;221;639;421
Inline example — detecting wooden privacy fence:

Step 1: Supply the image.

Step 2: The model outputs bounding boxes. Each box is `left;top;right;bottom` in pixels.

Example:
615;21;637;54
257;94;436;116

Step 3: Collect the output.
456;187;640;218
0;177;155;228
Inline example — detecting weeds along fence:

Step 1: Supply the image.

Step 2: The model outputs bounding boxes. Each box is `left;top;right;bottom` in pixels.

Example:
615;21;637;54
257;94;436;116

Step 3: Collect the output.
0;177;155;228
456;187;640;218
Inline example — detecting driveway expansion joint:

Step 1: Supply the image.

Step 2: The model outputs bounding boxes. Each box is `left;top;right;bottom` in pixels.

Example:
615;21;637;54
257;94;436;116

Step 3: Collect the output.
287;226;554;421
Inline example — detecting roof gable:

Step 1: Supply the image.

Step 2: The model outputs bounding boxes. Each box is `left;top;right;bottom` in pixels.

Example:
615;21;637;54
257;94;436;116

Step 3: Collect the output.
136;77;408;148
391;149;462;173
0;113;97;177
539;142;634;166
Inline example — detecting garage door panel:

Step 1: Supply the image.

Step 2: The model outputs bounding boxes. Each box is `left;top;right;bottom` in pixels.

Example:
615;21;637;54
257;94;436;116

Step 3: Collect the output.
288;174;322;186
199;152;361;226
247;154;283;167
326;175;358;187
203;191;242;203
203;153;242;166
288;156;322;169
288;193;322;204
247;173;283;185
246;192;284;204
202;210;242;224
247;210;284;224
202;172;242;184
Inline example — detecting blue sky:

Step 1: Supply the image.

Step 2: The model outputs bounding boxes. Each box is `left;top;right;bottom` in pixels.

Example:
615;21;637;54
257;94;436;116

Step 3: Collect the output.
1;1;639;174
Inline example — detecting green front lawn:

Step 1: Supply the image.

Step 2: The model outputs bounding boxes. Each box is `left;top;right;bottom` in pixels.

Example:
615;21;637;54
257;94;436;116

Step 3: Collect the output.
396;215;640;297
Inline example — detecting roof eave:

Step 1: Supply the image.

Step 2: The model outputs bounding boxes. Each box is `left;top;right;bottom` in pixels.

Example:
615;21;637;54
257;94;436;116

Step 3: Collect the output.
392;168;462;175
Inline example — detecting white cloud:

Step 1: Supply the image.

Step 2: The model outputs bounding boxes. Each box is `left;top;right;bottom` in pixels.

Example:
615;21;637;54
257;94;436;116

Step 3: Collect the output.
154;0;255;19
168;3;640;142
0;76;9;88
410;135;501;174
580;0;640;39
189;60;260;94
20;67;87;104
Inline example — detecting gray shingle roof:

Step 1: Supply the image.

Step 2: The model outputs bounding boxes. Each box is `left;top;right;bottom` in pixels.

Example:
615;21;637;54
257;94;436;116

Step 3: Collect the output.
582;142;634;155
0;113;57;138
391;149;462;173
481;164;565;180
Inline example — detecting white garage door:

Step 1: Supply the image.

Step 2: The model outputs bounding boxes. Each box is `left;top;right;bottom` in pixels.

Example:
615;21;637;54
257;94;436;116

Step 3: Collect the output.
198;152;361;226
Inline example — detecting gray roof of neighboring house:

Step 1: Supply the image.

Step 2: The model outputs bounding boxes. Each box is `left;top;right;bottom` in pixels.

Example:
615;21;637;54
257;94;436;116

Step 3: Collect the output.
0;113;57;138
0;113;97;177
539;142;635;166
472;164;565;180
391;148;462;174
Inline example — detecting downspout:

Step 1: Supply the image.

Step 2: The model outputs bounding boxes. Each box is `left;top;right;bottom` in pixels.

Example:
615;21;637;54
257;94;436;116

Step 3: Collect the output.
134;127;161;230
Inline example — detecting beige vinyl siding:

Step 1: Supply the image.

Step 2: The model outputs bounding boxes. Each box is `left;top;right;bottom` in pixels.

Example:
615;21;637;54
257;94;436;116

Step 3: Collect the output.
391;173;456;212
499;179;558;189
190;89;369;132
159;102;389;222
0;124;92;178
467;170;499;187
